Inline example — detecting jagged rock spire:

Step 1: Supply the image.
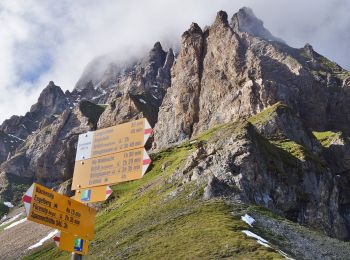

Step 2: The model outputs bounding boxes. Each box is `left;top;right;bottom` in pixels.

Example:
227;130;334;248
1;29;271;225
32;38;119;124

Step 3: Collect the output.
232;7;285;43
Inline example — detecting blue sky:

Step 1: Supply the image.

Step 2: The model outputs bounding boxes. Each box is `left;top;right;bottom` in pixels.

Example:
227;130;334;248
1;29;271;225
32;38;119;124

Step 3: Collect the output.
0;0;349;123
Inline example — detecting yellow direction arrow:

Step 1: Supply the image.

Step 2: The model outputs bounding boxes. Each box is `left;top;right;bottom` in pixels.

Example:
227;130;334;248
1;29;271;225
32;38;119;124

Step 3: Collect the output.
75;118;152;161
74;186;113;203
23;183;96;240
53;231;89;255
72;148;151;190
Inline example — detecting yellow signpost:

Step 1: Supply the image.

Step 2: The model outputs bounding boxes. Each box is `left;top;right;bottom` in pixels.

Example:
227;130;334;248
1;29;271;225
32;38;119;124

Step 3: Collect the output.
23;183;96;240
74;185;113;203
53;231;89;255
75;118;152;161
72;147;151;190
23;119;153;257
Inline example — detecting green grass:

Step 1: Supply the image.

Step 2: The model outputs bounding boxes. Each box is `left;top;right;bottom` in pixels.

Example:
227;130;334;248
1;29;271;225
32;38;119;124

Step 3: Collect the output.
318;56;350;80
248;102;290;127
313;131;342;148
24;141;283;260
0;173;32;205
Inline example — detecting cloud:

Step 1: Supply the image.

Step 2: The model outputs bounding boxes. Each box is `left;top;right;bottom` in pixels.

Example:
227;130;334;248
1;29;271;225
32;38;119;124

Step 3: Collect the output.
0;0;349;123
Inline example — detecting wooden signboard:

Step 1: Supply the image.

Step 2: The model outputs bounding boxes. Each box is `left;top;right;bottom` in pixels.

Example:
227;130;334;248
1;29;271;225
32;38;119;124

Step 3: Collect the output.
75;118;152;161
23;183;96;240
72;148;151;190
74;186;113;203
53;231;89;255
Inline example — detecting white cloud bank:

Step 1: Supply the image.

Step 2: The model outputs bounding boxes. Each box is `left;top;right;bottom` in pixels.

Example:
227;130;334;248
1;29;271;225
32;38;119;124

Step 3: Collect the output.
0;0;349;123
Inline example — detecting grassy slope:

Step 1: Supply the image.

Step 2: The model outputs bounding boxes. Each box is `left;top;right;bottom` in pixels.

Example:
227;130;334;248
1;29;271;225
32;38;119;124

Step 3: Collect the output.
313;131;342;148
25;138;283;259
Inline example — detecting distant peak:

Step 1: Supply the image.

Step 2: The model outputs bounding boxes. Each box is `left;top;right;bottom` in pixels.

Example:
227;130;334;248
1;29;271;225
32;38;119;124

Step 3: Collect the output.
44;81;60;91
214;10;229;26
182;22;203;39
304;43;314;52
232;7;285;43
189;23;203;34
153;41;163;51
303;43;318;61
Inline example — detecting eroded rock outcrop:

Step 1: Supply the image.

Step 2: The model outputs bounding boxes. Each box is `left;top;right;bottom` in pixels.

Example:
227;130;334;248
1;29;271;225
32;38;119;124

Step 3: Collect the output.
173;103;350;240
97;42;174;128
0;81;72;140
153;9;350;149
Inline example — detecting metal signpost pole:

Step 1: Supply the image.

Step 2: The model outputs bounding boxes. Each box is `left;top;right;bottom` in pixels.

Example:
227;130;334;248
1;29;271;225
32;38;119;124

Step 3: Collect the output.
71;253;83;260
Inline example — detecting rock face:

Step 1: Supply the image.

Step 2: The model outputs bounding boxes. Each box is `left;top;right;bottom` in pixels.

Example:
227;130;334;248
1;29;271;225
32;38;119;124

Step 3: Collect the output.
232;7;285;43
0;131;23;164
0;81;72;140
173;103;350;240
97;42;174;128
153;8;350;149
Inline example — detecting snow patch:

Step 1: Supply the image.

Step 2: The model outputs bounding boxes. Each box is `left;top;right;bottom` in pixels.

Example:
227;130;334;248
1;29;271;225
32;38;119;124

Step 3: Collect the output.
242;230;268;244
27;230;58;250
241;214;255;227
4;217;27;230
277;249;295;260
152;94;158;100
257;239;271;248
8;134;24;142
242;230;294;259
139;99;147;104
92;89;107;100
4;201;14;208
0;213;23;226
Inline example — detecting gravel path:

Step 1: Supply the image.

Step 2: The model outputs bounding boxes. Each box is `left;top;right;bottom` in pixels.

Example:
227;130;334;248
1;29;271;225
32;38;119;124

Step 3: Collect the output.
0;207;54;260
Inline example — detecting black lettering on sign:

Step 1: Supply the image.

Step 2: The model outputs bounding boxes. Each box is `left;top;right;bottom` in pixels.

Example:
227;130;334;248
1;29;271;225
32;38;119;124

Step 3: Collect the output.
89;179;102;185
31;212;55;225
34;195;52;208
35;186;54;199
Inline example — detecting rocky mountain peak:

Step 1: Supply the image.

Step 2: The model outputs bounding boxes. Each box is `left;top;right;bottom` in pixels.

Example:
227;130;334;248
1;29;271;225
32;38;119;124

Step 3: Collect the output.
145;42;167;79
232;7;284;43
213;10;229;27
303;43;317;59
152;41;163;53
183;23;203;38
30;81;66;110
